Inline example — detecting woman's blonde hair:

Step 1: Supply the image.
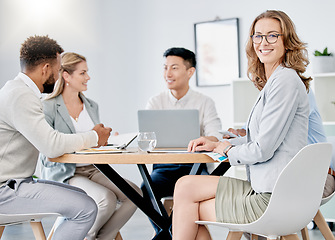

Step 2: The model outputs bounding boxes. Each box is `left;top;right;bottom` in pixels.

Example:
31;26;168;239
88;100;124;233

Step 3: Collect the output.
246;10;311;91
47;52;86;99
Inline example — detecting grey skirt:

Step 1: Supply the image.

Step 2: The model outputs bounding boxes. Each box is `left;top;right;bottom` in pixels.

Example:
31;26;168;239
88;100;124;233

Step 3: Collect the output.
215;176;271;224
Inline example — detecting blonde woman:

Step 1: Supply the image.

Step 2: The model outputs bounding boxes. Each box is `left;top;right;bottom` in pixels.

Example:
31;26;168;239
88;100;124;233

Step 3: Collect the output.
40;52;140;240
172;10;311;240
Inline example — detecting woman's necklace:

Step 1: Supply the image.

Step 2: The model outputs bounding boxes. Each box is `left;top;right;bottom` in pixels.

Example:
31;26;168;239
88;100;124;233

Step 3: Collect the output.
73;107;82;122
65;102;83;122
63;94;83;123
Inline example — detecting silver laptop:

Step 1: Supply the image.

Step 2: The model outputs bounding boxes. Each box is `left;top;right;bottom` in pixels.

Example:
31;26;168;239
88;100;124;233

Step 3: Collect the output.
137;109;200;148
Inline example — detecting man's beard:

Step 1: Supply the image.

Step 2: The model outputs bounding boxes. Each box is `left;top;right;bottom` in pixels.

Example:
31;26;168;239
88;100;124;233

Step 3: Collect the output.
42;73;56;94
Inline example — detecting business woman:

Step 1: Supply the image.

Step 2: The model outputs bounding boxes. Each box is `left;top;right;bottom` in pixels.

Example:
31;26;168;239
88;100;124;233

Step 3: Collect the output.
172;10;311;240
40;52;141;240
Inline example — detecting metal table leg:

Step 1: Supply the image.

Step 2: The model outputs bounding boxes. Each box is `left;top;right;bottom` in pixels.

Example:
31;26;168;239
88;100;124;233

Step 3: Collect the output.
94;164;172;239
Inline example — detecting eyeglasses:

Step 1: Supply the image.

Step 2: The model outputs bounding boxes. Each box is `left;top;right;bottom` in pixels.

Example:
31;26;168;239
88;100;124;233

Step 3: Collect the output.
250;34;283;44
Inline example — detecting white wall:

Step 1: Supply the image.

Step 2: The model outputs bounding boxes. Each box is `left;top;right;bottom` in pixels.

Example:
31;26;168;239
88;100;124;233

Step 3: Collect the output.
1;0;335;184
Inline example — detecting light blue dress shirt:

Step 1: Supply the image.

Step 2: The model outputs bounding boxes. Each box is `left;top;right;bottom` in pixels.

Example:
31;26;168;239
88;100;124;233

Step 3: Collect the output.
307;90;327;144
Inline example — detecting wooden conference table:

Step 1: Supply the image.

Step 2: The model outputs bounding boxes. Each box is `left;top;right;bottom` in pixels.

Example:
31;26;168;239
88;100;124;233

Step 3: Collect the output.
50;149;230;240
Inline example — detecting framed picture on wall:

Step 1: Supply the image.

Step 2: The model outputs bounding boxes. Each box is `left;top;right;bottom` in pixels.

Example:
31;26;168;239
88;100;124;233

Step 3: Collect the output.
194;18;240;86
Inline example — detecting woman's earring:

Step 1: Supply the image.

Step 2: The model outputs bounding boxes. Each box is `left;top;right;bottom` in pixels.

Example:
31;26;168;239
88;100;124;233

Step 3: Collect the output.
66;82;69;86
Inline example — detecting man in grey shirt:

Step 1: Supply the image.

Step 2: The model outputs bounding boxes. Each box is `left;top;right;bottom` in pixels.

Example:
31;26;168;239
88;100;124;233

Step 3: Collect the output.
0;35;111;240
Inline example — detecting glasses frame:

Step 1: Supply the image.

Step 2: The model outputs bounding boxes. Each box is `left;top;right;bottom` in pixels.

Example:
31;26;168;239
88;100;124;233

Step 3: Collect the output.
250;33;283;44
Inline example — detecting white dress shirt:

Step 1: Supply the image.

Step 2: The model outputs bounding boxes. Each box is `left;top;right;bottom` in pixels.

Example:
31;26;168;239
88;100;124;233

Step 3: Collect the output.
19;72;42;99
71;104;95;167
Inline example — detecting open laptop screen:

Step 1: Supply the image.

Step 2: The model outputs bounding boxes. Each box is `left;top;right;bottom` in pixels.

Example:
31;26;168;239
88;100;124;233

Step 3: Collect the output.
137;109;200;148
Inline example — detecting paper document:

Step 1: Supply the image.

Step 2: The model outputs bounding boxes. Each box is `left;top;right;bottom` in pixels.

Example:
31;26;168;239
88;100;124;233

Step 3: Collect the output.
148;150;190;153
205;152;228;162
108;132;138;149
76;146;124;154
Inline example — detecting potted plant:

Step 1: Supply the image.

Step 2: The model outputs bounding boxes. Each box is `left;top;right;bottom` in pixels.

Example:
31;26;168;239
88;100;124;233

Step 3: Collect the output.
313;47;335;74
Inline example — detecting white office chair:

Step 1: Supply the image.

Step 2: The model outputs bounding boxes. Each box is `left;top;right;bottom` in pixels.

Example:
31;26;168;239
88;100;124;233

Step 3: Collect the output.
196;143;332;240
0;212;60;240
311;199;335;240
301;136;335;240
47;216;123;240
299;183;335;240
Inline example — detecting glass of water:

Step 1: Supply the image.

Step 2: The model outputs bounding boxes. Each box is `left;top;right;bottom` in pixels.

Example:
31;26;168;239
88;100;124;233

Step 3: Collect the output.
137;132;157;152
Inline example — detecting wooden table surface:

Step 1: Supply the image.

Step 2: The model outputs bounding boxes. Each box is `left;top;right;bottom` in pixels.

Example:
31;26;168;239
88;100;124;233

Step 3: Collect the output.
50;148;215;164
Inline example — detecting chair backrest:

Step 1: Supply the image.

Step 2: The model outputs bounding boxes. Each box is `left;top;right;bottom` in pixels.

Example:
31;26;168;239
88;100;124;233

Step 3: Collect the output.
246;143;332;237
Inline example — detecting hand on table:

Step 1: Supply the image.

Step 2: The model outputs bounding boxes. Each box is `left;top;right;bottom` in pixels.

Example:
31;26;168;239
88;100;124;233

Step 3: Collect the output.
188;137;219;152
188;136;233;157
213;141;232;156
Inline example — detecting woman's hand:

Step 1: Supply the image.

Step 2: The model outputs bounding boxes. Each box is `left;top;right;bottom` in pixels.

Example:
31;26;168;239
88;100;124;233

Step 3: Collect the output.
213;141;232;156
188;137;219;152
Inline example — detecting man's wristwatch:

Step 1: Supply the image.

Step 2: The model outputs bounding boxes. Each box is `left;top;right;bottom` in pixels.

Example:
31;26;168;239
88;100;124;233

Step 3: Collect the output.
222;144;235;157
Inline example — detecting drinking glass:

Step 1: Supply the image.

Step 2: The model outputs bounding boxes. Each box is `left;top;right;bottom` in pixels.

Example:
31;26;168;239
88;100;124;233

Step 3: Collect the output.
137;132;157;152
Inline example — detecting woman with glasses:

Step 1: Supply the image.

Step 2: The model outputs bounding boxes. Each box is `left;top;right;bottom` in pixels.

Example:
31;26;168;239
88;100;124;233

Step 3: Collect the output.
39;52;141;240
172;10;311;240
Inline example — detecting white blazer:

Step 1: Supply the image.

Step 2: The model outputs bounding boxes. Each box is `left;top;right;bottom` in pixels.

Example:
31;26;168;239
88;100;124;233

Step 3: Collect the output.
228;66;309;193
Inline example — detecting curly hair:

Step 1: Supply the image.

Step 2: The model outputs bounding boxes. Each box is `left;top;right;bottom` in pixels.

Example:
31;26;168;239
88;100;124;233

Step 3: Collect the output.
46;52;86;99
20;35;64;71
246;10;311;91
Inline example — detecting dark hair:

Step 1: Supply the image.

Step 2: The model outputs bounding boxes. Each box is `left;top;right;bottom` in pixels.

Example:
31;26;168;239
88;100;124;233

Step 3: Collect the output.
163;47;196;69
20;35;64;71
